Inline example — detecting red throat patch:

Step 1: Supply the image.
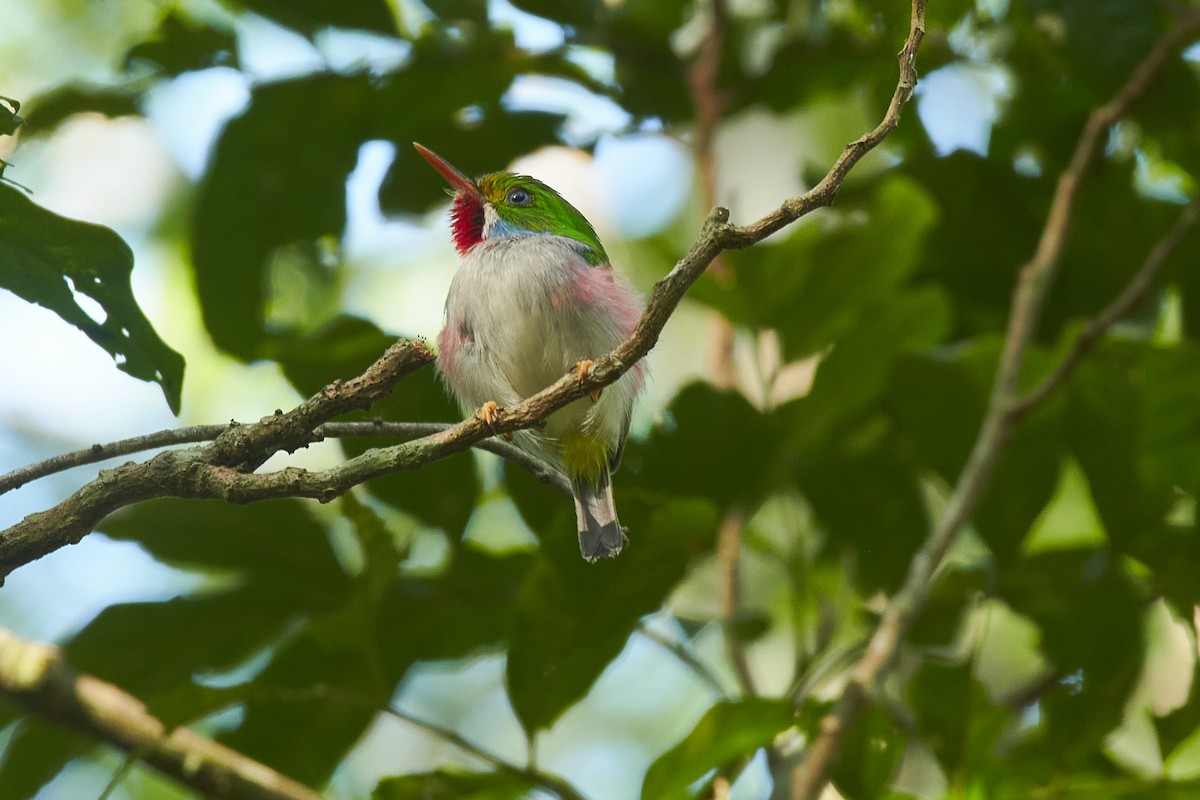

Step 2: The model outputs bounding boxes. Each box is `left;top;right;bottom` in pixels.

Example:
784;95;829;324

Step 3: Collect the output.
450;193;485;254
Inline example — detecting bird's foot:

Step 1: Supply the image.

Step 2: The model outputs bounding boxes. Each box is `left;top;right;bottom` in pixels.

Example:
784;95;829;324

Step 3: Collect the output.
573;359;602;401
477;400;502;427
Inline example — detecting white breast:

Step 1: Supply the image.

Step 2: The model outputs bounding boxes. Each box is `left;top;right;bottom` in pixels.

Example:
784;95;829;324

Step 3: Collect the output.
442;233;638;463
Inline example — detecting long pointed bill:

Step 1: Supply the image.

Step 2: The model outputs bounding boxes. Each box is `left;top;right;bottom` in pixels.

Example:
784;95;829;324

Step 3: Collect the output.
413;143;481;199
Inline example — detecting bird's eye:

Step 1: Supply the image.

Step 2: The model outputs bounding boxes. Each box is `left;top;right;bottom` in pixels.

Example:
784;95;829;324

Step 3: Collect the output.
506;187;532;206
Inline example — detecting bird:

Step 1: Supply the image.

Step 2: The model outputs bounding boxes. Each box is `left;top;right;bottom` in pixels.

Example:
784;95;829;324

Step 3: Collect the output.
414;143;645;562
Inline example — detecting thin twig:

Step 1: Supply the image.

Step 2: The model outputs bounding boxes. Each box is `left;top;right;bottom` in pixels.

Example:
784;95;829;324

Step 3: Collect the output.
635;622;728;698
1009;197;1200;417
237;683;586;800
0;626;323;800
716;507;756;696
0;425;232;495
327;422;571;495
0;421;570;498
788;13;1200;800
0;0;928;581
383;705;587;800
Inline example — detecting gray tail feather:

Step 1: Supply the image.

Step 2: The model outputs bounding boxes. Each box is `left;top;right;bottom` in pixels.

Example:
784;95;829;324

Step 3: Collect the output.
571;469;628;562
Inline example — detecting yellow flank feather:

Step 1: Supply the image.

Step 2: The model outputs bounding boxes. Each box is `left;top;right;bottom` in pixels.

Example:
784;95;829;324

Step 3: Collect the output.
560;431;608;486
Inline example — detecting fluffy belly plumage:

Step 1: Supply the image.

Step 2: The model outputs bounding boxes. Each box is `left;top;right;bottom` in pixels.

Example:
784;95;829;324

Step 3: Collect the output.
436;234;641;470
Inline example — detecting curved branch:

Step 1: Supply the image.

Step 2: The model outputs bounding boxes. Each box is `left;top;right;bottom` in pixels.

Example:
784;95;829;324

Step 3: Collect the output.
0;0;929;580
0;421;570;498
0;626;323;800
788;13;1200;800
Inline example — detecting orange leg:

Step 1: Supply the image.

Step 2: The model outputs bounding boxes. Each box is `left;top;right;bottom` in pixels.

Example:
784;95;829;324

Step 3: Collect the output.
573;359;602;401
478;400;501;426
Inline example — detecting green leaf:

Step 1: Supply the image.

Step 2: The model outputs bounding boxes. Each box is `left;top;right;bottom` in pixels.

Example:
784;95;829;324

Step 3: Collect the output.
641;698;794;800
1139;346;1200;492
226;544;529;785
423;0;489;26
123;11;238;76
1023;0;1161;96
507;0;599;29
100;497;353;611
907;564;989;649
629;383;784;510
907;153;1049;337
374;769;535;800
911;339;1068;565
350;367;481;535
506;498;718;734
696;176;940;362
997;549;1144;765
748;31;905;118
796;444;929;593
221;621;384;787
0;96;22;136
0;184;185;412
791;285;951;450
193;73;374;360
887;351;987;484
1158;692;1200;765
0;718;90;800
23;85;141;134
1060;348;1167;545
376;545;531;676
1048;167;1180;339
1023;458;1108;553
217;0;396;37
341;492;408;597
604;0;692;123
830;705;905;800
1135;58;1200;180
63;590;298;720
373;36;569;214
907;662;972;780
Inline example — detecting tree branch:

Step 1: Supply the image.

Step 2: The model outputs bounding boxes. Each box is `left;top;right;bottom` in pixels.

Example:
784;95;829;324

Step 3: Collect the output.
635;622;728;698
0;421;570;498
1009;196;1200;417
0;1;928;581
716;507;756;696
726;0;925;247
383;705;587;800
788;14;1200;800
0;426;230;496
0;626;323;800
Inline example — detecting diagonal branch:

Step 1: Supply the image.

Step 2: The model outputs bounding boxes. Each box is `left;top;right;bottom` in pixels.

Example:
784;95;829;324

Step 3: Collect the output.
0;0;927;581
1009;196;1200;418
788;13;1200;800
636;621;728;699
0;626;323;800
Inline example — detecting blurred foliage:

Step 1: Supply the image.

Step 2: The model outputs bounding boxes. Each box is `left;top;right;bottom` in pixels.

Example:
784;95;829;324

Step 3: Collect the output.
0;184;185;412
3;0;1200;799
